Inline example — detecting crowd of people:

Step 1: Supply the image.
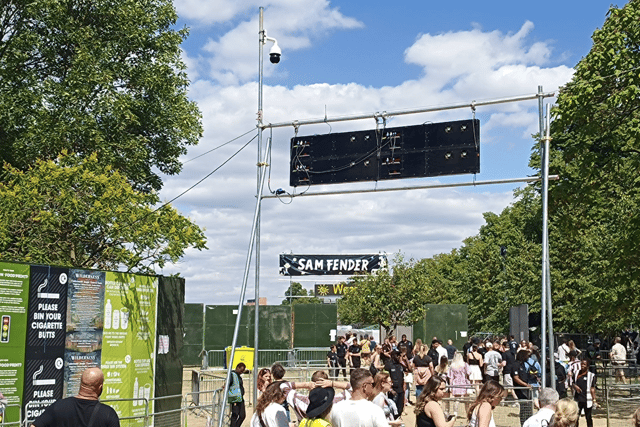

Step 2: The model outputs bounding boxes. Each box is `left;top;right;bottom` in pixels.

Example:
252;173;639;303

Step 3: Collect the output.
231;332;640;427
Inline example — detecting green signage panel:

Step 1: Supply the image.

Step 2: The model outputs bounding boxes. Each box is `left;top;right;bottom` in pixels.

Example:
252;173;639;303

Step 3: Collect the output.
0;262;30;424
102;272;157;425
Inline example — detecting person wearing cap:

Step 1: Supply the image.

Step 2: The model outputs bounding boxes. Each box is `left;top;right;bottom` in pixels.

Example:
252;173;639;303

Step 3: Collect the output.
299;387;334;427
483;342;502;383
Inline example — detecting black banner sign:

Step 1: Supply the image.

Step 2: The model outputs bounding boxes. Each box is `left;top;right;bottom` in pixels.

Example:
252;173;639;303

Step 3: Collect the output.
314;283;356;297
279;254;387;276
23;266;68;420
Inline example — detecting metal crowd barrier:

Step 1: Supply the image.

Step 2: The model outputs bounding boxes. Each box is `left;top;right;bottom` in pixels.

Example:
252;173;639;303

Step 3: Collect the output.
201;347;331;370
1;403;22;427
441;384;536;427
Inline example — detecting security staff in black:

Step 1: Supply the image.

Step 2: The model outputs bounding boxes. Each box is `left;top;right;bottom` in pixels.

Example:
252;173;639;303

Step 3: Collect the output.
31;367;119;427
335;336;349;380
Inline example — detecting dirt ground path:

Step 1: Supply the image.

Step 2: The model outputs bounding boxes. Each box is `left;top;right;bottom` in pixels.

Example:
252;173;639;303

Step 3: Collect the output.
181;368;620;427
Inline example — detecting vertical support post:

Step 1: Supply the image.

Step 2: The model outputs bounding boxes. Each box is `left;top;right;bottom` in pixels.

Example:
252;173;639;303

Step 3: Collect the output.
538;85;548;388
217;142;271;427
253;5;264;410
544;106;555;388
605;372;610;427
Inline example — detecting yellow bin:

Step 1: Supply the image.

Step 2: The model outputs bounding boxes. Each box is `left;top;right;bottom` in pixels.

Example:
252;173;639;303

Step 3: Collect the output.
225;346;255;370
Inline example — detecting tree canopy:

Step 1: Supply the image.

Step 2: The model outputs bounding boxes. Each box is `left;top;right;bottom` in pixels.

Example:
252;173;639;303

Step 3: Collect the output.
338;1;640;336
337;255;428;337
0;152;206;273
281;282;323;305
0;0;206;273
0;0;202;192
543;0;640;332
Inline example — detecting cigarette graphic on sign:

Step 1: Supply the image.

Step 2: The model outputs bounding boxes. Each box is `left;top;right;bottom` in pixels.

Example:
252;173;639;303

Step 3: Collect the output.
37;279;59;299
33;365;56;386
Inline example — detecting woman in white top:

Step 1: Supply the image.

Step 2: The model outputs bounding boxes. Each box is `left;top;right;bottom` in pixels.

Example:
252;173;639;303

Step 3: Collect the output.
372;372;398;421
467;380;504;427
251;381;289;427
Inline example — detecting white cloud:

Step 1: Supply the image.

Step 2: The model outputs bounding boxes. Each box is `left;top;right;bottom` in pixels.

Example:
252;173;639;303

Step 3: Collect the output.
180;0;363;84
160;17;576;305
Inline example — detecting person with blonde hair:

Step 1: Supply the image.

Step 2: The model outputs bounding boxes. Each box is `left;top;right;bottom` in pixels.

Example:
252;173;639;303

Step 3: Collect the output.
466;380;505;427
413;344;434;397
413;339;424;357
414;376;455;427
448;352;471;417
551;398;579;427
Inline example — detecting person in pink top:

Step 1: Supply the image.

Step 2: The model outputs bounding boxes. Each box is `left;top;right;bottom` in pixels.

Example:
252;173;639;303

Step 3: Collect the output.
448;352;471;418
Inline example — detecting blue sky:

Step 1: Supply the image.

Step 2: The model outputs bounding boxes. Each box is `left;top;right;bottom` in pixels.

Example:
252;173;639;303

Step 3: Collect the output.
160;0;618;305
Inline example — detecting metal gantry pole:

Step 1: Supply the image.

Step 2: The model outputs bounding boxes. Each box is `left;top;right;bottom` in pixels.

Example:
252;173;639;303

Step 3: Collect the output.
253;6;264;409
540;86;556;390
538;86;548;388
262;92;555;130
544;106;555;387
262;176;558;199
217;139;272;427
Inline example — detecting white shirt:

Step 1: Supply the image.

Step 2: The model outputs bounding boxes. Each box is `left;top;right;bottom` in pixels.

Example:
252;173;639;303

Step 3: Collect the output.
251;402;289;427
372;392;397;421
611;343;627;364
484;350;502;376
523;407;555;427
558;343;570;362
331;398;390;427
436;346;448;364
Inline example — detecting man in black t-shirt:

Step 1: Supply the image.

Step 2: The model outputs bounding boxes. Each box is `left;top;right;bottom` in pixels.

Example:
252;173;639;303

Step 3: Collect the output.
399;334;413;356
500;341;519;401
512;350;533;427
509;335;518;355
348;341;362;371
335;336;349;380
573;359;596;427
31;367;119;427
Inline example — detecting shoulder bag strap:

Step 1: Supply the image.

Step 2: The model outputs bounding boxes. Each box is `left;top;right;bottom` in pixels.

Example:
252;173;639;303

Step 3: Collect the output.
86;402;101;427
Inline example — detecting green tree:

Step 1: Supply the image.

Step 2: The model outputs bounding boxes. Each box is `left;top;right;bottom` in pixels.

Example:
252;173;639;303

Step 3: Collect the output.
0;0;202;192
0;153;206;273
542;0;640;332
281;282;323;305
337;255;427;337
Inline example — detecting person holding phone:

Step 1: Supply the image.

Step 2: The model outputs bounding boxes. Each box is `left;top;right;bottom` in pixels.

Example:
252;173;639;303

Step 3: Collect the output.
414;376;456;427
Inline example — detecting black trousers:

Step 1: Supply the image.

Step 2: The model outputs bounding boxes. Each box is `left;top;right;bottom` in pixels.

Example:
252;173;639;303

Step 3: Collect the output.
337;357;347;379
231;401;245;427
350;355;361;373
391;389;404;419
329;361;339;379
577;401;593;427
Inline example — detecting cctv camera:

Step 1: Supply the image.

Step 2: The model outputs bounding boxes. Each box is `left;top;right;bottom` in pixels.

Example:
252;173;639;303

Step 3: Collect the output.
269;42;281;64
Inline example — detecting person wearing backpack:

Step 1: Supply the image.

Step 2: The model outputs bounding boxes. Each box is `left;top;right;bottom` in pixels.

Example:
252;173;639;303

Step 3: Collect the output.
512;350;534;426
525;347;542;409
228;363;246;427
